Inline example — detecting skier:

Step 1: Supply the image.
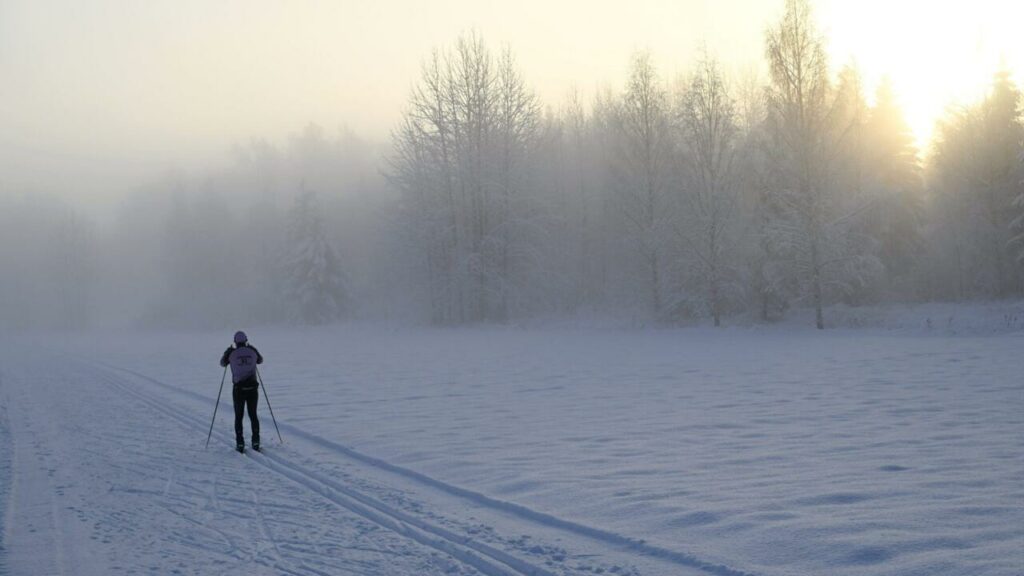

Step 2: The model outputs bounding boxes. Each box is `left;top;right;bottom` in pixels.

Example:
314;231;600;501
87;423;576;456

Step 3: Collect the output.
220;331;264;453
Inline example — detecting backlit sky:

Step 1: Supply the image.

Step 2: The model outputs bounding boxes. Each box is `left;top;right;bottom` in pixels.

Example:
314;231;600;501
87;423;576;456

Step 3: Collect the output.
1;0;1021;199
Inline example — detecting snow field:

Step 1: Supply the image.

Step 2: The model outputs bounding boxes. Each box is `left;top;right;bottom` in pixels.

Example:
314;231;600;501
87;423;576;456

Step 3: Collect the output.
2;324;1022;575
0;371;10;575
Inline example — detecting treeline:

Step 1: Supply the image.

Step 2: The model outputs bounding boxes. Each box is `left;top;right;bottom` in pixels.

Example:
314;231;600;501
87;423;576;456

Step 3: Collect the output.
389;0;1023;327
0;126;393;329
1;0;1021;330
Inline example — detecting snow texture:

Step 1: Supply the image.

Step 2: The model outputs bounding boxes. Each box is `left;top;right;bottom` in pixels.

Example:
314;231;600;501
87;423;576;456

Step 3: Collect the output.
0;318;1021;575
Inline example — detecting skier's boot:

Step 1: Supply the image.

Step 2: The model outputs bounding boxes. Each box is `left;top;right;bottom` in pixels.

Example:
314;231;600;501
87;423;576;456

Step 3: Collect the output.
252;435;260;452
236;438;245;453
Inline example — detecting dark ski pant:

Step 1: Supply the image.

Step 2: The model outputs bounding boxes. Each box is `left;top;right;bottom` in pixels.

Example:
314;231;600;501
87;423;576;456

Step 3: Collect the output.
233;385;260;446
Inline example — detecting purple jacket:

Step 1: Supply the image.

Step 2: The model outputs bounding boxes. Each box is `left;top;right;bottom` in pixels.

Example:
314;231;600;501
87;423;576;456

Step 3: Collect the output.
220;344;264;387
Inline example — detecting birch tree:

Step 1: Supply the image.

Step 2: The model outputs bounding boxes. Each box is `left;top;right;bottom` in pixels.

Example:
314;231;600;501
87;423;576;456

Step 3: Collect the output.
677;54;742;326
388;33;539;323
611;52;674;318
763;0;873;328
491;48;540;319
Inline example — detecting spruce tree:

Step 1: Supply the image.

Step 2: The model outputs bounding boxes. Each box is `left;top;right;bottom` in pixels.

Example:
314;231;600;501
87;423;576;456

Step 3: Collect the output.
284;188;349;324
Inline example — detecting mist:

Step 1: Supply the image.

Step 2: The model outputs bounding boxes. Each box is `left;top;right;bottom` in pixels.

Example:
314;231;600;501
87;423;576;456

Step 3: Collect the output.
3;4;1024;575
2;0;1022;330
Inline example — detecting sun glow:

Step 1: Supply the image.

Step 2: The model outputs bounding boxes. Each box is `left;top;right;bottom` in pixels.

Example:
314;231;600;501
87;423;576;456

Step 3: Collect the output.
819;0;1023;155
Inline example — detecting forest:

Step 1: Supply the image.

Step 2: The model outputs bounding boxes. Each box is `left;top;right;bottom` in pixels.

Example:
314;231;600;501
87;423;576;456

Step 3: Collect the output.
1;0;1021;330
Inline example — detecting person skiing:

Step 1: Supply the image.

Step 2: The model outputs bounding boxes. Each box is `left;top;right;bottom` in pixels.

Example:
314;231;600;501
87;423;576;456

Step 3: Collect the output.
220;331;263;453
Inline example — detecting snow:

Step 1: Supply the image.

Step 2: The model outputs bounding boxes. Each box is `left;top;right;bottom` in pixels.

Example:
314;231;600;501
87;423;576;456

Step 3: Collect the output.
1;316;1022;575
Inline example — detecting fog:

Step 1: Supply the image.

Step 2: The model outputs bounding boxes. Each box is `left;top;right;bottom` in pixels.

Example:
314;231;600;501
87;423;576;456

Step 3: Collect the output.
0;0;779;198
1;0;1022;330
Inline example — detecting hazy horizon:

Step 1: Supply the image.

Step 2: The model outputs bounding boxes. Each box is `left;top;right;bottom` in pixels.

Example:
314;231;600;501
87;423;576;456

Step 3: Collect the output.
2;0;1021;203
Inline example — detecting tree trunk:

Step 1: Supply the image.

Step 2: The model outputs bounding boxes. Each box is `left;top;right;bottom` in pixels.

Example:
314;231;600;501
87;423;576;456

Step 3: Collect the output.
651;250;661;318
812;251;824;329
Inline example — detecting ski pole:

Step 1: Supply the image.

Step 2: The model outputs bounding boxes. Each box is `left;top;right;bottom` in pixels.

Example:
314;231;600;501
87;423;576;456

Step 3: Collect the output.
256;368;283;444
205;366;228;449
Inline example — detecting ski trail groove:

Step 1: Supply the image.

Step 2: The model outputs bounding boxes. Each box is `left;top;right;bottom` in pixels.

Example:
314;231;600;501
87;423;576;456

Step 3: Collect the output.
0;377;10;576
4;379;69;576
89;365;552;576
0;377;12;573
253;489;299;576
98;360;763;576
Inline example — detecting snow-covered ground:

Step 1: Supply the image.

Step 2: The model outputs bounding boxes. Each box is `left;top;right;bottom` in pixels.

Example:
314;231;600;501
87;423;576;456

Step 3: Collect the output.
1;316;1022;575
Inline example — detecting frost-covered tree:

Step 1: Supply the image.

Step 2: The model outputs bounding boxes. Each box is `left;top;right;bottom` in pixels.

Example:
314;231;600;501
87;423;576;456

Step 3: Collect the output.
610;52;674;318
529;106;579;315
763;0;831;328
930;70;1023;298
827;65;888;306
763;0;878;328
388;33;540;324
0;193;98;329
284;188;349;324
152;175;244;328
555;90;612;312
1013;148;1024;264
55;208;96;329
676;54;743;326
491;47;541;319
861;78;923;297
974;70;1023;296
730;68;786;321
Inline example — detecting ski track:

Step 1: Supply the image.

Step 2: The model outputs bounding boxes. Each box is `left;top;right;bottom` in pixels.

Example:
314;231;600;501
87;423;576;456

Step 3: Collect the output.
4;373;70;576
0;369;12;576
92;366;511;576
90;358;751;576
0;353;485;576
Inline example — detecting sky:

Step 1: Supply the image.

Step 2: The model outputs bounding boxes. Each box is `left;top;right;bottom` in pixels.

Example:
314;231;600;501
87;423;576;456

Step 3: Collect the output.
1;0;1021;201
